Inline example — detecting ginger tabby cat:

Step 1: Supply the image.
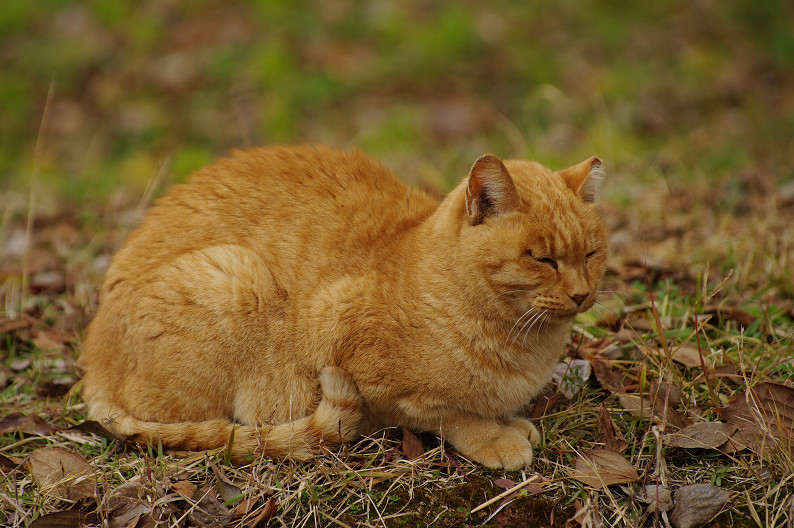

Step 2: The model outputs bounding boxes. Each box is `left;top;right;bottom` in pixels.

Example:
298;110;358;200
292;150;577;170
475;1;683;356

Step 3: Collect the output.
80;145;607;470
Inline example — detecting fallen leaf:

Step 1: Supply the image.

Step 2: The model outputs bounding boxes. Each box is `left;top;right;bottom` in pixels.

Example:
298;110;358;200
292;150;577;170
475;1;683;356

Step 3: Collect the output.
211;461;243;503
570;449;638;489
529;388;564;420
552;358;592;399
494;478;516;489
618;393;691;429
671;345;712;368
244;497;276;528
69;420;121;441
29;510;100;528
105;479;152;528
401;427;424;460
649;380;684;409
0;453;23;473
31;330;66;352
171;480;197;498
716;382;794;455
670;483;729;528
190;485;231;528
0;413;62;436
591;357;628;393
702;305;757;329
10;358;31;371
29;447;96;500
635;484;673;512
597;403;628;452
0;318;30;333
617;394;653;419
664;422;737;449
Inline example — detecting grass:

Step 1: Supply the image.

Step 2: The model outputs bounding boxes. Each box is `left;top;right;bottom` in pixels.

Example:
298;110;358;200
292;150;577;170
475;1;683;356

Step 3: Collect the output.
2;0;794;526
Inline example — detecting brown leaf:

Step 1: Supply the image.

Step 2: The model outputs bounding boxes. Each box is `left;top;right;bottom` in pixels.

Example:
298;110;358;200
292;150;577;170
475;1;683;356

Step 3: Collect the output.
29;447;96;500
670;484;729;528
597;404;628;452
245;497;276;528
190;485;232;528
649;380;684;409
105;480;152;528
636;484;673;512
29;510;100;528
401;427;424;460
0;413;62;436
570;449;638;489
209;460;243;503
69;420;121;441
31;330;66;352
0;453;23;473
670;345;712;368
171;480;197;498
716;382;794;455
664;422;737;449
702;305;757;329
0;318;30;333
618;392;691;429
591;358;628;393
529;388;564;420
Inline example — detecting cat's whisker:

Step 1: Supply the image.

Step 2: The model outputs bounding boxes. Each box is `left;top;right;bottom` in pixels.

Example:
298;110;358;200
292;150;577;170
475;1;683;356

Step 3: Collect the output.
513;310;542;346
522;310;548;346
507;307;537;343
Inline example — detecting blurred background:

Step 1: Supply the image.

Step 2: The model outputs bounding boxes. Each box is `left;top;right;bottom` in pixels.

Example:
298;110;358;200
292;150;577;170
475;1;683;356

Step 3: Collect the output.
1;0;793;311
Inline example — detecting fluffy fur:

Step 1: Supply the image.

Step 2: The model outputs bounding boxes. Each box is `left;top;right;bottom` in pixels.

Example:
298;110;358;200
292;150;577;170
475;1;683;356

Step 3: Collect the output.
80;145;607;469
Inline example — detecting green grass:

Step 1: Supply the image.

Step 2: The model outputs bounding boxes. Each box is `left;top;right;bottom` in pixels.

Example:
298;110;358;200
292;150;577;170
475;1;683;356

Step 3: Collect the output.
2;0;794;526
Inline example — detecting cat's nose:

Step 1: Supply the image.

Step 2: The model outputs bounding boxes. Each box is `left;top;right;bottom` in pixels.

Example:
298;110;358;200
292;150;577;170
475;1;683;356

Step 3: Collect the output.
569;293;588;307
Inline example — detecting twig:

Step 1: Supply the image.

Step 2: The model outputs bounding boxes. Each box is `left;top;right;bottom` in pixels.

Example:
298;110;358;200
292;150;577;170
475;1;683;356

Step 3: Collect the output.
471;475;542;514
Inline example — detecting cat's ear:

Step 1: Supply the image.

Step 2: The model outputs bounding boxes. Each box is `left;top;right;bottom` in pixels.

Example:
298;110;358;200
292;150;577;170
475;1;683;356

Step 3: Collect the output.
558;157;604;203
465;154;521;225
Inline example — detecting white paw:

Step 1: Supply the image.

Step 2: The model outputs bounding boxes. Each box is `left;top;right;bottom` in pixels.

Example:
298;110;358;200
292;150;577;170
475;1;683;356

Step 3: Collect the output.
468;427;534;470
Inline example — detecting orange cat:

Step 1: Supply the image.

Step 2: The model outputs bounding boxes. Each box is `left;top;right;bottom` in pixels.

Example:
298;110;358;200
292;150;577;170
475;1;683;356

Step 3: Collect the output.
80;146;607;469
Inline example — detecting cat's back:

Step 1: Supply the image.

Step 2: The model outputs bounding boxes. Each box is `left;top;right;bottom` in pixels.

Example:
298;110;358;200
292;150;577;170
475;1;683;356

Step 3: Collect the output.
110;145;438;279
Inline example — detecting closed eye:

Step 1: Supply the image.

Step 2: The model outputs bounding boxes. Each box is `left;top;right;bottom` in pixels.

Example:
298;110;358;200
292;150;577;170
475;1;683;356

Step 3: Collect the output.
527;250;558;270
586;250;597;261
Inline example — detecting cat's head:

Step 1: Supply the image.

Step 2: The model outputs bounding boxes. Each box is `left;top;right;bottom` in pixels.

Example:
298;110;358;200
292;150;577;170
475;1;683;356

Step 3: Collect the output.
456;153;607;326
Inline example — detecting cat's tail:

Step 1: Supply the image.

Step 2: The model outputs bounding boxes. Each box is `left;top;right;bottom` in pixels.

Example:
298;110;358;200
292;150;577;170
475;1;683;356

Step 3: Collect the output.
86;367;363;464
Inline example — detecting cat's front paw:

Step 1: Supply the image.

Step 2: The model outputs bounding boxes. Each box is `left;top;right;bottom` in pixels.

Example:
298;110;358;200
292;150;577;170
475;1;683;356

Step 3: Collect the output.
467;427;534;470
505;417;540;446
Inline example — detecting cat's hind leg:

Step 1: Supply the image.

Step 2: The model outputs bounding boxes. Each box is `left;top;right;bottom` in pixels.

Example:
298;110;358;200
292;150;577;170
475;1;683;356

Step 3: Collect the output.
87;366;363;463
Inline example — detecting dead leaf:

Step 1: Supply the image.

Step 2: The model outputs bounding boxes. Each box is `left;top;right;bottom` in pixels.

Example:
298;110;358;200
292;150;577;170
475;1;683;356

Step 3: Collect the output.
670;483;729;528
245;497;276;528
29;447;96;500
552;358;591;399
10;358;31;371
570;449;638;489
716;382;794;455
211;461;243;503
105;480;152;528
69;420;121;441
31;330;66;352
702;304;757;329
171;480;197;498
401;427;424;460
671;345;712;368
0;453;23;473
649;379;684;408
597;404;628;452
664;422;737;449
636;484;673;512
190;485;231;528
529;388;564;420
0;318;30;333
29;510;100;528
0;413;62;436
591;357;628;393
618;393;691;429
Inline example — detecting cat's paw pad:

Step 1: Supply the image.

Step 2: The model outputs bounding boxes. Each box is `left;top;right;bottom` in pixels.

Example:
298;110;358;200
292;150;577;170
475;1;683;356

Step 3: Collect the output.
505;417;540;446
469;429;534;470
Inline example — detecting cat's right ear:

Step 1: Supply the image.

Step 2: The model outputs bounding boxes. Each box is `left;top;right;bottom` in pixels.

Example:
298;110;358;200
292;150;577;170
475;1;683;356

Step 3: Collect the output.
465;154;521;225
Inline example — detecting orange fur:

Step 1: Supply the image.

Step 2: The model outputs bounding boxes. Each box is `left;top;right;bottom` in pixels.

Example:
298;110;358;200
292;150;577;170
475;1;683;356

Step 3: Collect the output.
80;145;607;469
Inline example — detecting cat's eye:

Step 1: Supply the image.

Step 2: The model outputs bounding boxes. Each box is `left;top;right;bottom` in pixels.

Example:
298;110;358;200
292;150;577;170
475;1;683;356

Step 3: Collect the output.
527;250;558;270
585;250;597;261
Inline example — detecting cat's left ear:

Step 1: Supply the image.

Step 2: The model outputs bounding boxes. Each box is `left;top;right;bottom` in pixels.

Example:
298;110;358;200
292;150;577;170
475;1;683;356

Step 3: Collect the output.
465;154;521;225
558;157;604;203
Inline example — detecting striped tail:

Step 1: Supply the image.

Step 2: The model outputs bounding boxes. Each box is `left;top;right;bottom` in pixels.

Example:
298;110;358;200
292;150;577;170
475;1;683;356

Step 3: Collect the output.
86;367;363;463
